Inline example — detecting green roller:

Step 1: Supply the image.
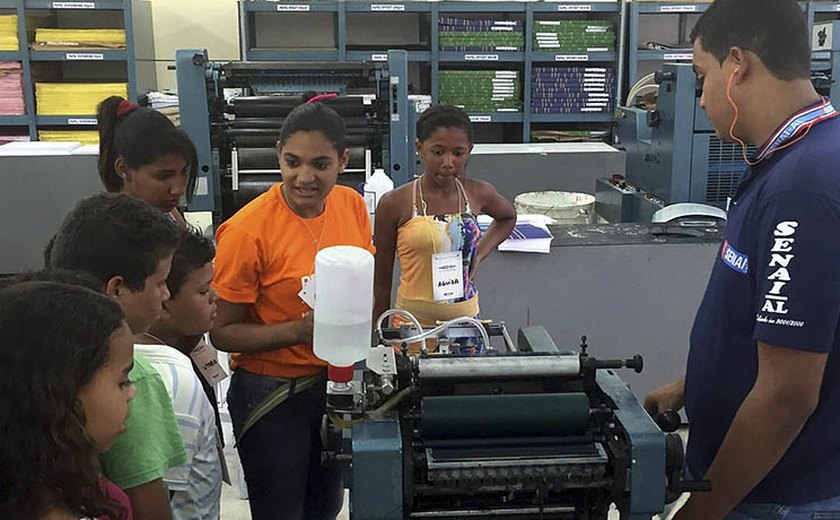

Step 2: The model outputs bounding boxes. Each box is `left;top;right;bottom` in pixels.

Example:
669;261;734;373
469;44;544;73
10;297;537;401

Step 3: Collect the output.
421;393;590;439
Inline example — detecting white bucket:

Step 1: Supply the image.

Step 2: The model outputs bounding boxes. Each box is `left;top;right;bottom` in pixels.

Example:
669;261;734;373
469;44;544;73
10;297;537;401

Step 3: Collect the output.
514;191;596;224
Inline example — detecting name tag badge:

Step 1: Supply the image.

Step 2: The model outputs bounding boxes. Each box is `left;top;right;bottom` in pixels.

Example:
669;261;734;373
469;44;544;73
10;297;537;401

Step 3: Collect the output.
298;274;316;309
189;339;229;386
432;251;464;302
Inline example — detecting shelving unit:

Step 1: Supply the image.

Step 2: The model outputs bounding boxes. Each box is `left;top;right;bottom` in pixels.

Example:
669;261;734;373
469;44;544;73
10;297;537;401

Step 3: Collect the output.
239;0;620;143
0;0;154;141
625;1;710;94
234;0;840;143
626;1;834;95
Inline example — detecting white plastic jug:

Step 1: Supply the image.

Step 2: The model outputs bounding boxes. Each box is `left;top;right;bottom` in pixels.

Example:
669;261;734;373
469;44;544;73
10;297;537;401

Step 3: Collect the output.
364;168;394;214
313;246;375;367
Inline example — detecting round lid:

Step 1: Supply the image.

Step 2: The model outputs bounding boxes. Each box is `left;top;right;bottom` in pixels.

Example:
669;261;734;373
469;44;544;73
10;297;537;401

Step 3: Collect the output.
328;364;354;383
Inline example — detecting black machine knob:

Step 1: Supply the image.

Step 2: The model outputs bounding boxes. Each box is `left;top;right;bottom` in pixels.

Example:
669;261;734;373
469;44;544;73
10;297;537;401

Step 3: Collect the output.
664;433;712;502
626;354;643;373
657;410;681;433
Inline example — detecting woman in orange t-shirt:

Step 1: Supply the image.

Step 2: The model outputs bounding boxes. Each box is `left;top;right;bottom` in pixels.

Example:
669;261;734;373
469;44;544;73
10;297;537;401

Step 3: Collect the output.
210;101;373;520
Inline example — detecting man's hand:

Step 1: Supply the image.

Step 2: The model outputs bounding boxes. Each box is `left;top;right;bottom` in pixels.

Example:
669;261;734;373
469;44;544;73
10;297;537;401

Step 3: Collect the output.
644;376;685;417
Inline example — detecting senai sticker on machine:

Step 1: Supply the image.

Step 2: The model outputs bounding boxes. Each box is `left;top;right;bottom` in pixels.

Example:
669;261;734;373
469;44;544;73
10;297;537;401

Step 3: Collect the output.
432;251;464;302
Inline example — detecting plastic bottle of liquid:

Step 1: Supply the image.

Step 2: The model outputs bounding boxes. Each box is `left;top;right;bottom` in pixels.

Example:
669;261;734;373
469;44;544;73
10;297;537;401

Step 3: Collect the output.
313;245;375;368
364;168;394;214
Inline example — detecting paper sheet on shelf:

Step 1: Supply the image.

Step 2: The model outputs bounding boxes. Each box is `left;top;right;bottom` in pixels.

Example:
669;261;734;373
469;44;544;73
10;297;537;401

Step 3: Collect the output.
39;130;98;145
0;15;19;51
33;28;126;49
36;82;128;115
0;61;24;115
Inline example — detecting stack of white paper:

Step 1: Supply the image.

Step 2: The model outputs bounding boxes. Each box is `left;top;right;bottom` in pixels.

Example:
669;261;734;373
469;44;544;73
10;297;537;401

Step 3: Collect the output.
478;214;555;254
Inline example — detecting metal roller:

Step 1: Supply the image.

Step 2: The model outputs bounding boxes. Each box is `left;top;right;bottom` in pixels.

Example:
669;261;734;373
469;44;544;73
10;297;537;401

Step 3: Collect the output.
235;146;368;171
417;354;581;380
225;127;375;144
232;96;367;118
421;393;590;439
237;148;278;169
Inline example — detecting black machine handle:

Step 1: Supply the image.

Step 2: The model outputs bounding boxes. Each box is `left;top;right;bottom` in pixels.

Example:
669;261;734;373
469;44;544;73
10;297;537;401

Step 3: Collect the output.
664;433;712;503
656;410;682;433
580;354;643;374
578;336;644;373
675;479;713;494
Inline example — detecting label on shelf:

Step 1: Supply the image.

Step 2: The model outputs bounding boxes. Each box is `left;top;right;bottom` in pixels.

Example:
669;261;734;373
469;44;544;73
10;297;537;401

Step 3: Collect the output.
659;5;698;13
66;52;105;60
276;4;310;11
371;4;405;11
469;115;492;123
464;54;499;61
52;1;96;8
556;4;592;12
663;53;693;60
371;54;388;62
67;118;97;125
836;4;840;11
555;54;589;62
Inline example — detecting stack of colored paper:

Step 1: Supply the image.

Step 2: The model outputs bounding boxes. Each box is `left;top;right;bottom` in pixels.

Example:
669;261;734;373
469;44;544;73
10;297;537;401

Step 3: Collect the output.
439;70;522;113
439;17;524;52
36;82;128;115
0;62;25;115
33;28;126;50
0;133;30;145
0;15;18;51
39;130;99;145
533;20;615;52
531;66;615;114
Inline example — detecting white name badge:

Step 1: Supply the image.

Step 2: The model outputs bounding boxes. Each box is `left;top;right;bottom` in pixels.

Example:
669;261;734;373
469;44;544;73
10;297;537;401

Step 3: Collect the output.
298;274;316;309
189;339;229;386
432;251;464;302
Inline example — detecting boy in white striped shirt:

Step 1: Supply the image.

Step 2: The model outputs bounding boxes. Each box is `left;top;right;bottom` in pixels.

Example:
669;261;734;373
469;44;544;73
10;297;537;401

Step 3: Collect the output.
135;230;223;520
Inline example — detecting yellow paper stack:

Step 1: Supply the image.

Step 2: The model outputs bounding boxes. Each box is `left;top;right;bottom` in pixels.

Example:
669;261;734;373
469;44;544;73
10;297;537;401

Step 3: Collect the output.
36;83;128;115
33;28;126;50
38;130;99;145
0;15;19;51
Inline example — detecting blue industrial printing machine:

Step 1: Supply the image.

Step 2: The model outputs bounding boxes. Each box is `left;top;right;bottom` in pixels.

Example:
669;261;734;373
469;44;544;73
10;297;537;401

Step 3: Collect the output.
321;324;709;519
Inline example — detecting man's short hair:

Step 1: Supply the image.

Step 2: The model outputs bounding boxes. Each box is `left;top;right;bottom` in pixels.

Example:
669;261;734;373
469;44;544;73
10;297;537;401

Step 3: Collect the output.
49;193;181;291
690;0;811;81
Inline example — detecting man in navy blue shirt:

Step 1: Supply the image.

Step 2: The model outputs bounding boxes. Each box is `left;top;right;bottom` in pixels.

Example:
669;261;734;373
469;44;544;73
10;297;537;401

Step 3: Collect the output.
644;0;840;518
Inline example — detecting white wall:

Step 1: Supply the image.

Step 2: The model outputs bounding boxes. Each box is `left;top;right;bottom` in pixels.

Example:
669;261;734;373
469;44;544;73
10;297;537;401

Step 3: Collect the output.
149;0;239;91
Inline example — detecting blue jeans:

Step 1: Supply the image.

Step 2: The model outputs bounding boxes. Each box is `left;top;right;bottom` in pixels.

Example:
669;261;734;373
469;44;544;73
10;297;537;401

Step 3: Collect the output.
227;369;343;520
726;495;840;519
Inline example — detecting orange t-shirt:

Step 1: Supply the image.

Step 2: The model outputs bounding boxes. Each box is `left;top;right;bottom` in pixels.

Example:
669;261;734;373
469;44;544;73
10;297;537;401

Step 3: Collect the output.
212;183;374;378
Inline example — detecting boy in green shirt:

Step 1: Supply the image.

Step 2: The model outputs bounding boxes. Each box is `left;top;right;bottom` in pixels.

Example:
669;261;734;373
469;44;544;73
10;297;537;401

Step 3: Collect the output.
49;193;188;520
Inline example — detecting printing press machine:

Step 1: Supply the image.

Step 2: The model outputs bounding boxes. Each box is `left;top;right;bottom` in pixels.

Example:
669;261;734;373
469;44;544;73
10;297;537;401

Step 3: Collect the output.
323;323;709;519
175;49;416;222
605;28;840;224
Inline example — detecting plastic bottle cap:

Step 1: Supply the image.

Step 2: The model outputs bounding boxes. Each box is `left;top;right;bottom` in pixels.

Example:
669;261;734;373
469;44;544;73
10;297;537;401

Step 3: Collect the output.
328;364;354;383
